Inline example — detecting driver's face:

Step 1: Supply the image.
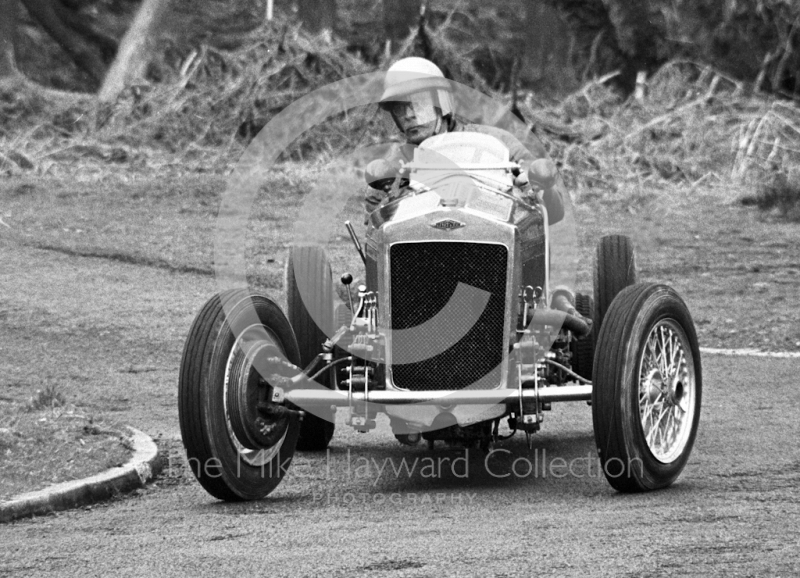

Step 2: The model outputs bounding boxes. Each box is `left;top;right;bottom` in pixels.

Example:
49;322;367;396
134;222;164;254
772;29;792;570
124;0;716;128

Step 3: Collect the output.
388;92;442;145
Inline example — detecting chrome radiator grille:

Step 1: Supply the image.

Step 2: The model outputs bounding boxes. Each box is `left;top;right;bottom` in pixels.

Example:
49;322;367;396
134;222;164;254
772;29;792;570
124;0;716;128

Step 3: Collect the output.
389;242;507;391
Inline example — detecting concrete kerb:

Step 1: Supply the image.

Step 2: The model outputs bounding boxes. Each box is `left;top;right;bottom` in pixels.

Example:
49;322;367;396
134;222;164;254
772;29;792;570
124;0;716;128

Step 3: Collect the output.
0;426;161;524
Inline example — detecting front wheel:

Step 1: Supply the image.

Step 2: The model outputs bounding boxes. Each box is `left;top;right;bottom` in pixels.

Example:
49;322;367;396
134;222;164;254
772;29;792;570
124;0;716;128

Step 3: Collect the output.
178;290;302;501
592;283;702;492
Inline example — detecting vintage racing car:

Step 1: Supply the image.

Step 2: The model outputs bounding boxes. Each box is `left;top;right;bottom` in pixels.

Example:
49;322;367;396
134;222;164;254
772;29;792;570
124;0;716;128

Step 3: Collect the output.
178;132;702;501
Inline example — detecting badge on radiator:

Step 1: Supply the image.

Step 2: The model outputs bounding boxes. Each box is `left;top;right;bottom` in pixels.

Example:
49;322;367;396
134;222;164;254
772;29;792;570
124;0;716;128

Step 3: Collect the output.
430;218;465;230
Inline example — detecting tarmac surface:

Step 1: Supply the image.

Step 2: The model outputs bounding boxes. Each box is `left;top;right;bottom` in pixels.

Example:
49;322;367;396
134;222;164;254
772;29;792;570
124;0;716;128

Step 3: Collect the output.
1;353;798;578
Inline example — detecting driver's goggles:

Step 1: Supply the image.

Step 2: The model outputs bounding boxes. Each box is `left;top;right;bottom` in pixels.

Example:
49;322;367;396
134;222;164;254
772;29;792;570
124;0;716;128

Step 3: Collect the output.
385;92;440;124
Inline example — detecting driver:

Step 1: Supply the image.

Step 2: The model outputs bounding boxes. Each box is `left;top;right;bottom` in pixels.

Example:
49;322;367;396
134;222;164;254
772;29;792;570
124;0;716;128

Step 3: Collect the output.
365;57;565;225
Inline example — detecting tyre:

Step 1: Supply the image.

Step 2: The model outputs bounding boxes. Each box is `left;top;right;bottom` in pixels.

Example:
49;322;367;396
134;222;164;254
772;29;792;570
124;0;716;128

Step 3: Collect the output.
593;234;636;346
570;292;594;381
286;245;335;451
592;283;702;492
178;290;302;501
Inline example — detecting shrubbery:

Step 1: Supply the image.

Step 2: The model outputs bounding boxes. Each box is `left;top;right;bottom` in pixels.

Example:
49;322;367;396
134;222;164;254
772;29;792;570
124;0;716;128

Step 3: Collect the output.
2;4;800;221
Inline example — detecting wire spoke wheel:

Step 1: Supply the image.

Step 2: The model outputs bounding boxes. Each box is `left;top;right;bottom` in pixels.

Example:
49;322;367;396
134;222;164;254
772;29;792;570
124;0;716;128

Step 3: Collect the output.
592;283;702;492
638;320;697;463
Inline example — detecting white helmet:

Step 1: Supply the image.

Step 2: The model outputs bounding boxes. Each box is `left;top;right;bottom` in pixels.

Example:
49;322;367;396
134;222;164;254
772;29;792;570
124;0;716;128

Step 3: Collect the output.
379;57;454;117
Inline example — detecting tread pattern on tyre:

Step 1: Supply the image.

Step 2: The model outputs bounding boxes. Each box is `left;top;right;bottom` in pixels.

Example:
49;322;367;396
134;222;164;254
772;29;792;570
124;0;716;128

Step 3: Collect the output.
286;246;336;451
592;283;647;493
593;234;636;346
179;293;223;496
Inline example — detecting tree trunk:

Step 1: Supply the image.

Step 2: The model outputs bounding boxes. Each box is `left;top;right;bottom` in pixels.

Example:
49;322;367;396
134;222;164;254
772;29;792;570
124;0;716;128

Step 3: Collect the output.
541;0;620;74
521;1;573;92
0;0;20;78
297;0;337;35
599;0;665;92
383;0;420;46
98;0;170;102
52;0;118;60
20;0;107;84
541;0;666;94
0;0;92;100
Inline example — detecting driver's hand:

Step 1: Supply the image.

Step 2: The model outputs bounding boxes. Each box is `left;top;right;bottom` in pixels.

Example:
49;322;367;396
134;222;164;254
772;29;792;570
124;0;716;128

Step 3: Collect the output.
513;170;529;189
365;159;401;190
527;158;558;190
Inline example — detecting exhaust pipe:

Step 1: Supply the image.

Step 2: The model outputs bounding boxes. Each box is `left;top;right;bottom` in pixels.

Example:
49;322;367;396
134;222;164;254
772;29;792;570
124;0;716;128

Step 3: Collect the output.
526;287;592;337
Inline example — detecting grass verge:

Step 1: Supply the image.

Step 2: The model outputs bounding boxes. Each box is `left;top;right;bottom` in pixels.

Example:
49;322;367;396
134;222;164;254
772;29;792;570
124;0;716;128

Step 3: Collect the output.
0;397;131;502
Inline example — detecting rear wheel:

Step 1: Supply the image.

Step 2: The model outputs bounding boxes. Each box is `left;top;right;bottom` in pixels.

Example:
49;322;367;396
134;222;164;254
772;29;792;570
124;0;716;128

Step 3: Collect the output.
593;234;636;346
178;290;301;501
592;283;702;492
286;245;336;451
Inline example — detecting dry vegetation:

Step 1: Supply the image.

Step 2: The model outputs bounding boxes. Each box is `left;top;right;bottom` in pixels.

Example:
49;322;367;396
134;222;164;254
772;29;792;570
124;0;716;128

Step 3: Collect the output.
1;11;800;220
512;62;800;219
0;20;377;171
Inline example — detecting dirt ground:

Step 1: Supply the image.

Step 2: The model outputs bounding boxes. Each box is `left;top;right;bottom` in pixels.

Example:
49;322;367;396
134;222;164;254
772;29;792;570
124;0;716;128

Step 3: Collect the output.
1;169;799;575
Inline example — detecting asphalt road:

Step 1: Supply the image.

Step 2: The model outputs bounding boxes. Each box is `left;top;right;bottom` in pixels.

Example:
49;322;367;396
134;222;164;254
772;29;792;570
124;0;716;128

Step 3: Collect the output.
2;357;799;577
1;244;799;577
